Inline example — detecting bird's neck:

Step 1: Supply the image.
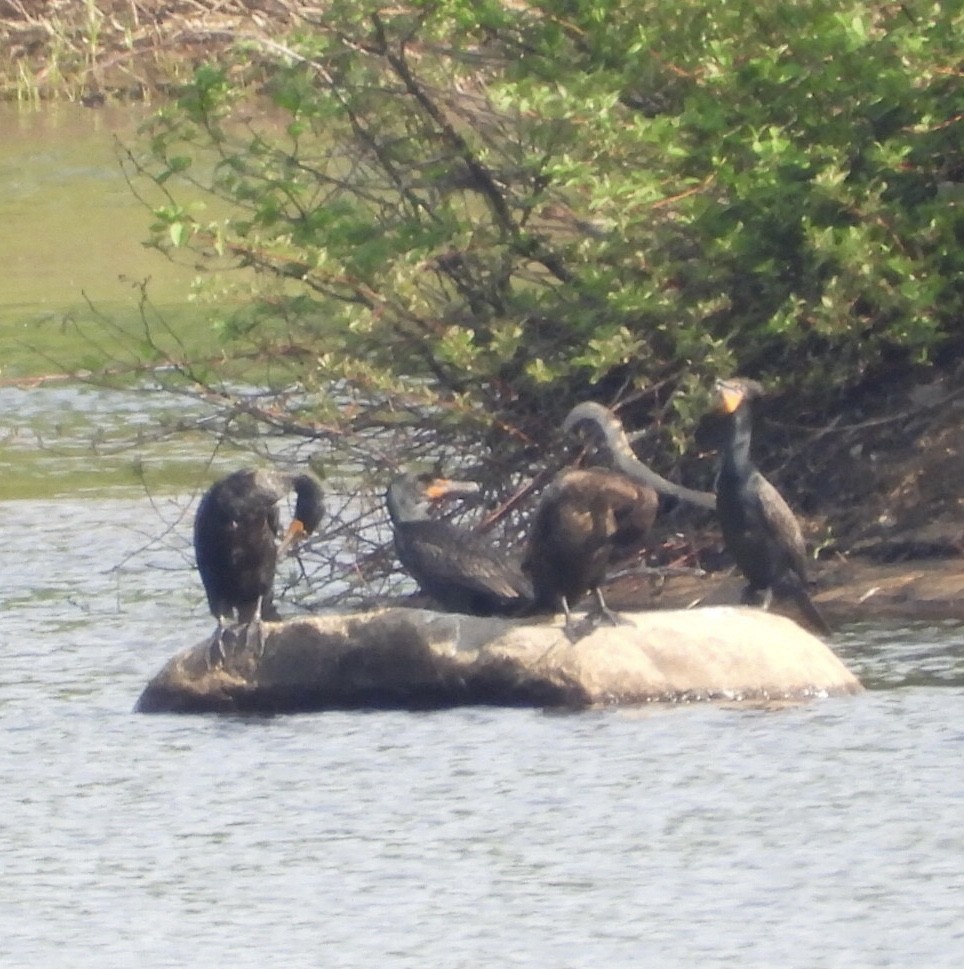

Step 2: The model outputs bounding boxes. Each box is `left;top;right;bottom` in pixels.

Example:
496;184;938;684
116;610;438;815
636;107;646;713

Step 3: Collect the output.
292;475;324;530
387;489;429;524
722;406;755;478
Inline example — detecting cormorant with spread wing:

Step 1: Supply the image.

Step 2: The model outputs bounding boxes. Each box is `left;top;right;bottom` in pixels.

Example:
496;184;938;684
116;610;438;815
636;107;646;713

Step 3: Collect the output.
386;472;534;617
713;378;831;635
521;467;658;637
194;467;325;658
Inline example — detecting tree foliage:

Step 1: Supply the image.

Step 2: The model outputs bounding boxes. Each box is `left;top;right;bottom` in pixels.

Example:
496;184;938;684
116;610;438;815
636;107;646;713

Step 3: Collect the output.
114;0;963;599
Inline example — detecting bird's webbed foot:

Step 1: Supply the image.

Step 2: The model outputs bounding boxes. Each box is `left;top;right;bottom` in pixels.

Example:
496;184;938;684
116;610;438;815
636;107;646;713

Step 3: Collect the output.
207;632;225;669
563;614;597;644
560;596;592;643
588;588;630;628
740;585;769;608
563;596;628;644
593;604;630;627
234;595;274;659
240;618;267;658
207;620;238;669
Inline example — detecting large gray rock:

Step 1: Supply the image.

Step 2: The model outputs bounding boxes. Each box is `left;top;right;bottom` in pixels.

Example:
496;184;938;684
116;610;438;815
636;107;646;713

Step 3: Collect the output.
135;606;862;714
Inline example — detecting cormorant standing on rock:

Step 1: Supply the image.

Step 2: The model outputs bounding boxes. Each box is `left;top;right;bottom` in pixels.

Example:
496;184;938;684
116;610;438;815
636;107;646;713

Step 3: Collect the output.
194;467;326;658
521;467;658;638
386;472;534;617
713;378;831;636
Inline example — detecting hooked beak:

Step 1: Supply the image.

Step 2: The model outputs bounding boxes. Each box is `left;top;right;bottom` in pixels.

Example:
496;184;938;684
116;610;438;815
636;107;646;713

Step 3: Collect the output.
715;380;745;415
424;478;482;502
277;518;307;558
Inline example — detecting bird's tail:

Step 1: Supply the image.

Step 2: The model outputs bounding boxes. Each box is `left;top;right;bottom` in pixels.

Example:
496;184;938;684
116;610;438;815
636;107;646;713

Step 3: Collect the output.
783;580;832;637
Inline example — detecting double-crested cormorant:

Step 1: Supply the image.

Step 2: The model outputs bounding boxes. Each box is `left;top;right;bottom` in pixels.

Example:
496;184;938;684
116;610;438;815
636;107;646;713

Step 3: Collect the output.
521;467;658;636
194;468;325;655
562;401;716;510
386;472;534;617
713;378;831;635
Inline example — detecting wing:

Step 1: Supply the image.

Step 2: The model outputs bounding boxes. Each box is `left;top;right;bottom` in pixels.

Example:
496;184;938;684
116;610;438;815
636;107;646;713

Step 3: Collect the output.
755;474;810;580
587;471;659;549
397;521;533;601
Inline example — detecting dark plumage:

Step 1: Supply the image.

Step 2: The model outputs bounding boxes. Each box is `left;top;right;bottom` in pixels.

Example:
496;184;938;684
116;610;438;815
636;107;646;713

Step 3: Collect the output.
194;468;325;650
713;378;831;635
386;472;534;617
521;467;658;635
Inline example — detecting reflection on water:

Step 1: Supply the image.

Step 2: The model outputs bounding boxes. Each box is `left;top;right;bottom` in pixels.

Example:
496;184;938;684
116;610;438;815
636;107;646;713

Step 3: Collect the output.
2;496;964;968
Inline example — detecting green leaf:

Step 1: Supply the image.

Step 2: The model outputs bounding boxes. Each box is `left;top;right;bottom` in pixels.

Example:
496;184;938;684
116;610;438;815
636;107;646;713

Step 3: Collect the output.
169;222;188;247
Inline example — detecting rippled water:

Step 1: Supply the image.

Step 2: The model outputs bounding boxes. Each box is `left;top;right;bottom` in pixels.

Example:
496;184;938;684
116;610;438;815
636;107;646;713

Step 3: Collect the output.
3;496;964;968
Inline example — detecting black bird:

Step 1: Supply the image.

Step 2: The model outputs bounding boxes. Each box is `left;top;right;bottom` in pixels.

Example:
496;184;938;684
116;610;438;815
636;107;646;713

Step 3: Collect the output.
194;468;325;656
562;401;716;510
713;378;831;635
521;467;658;637
386;472;534;617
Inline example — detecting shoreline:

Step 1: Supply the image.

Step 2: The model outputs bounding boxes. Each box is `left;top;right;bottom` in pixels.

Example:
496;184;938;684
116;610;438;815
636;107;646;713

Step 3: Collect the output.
0;1;294;103
607;556;964;626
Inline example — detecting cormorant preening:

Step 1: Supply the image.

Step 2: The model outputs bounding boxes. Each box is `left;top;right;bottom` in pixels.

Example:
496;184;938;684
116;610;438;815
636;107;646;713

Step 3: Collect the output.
194;468;325;656
713;378;831;635
386;472;534;617
562;401;716;510
521;467;658;637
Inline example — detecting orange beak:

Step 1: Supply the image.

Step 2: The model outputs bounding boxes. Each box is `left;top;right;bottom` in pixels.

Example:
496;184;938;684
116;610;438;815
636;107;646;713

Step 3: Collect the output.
424;478;481;502
716;381;745;415
277;518;307;558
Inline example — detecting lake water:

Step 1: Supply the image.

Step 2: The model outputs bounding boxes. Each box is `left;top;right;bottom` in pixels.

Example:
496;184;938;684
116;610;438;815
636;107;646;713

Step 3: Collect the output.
3;493;964;968
0;102;201;381
3;104;964;969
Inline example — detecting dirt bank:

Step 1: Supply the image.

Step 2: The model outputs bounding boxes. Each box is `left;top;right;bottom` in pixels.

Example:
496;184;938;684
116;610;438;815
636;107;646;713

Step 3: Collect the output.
608;556;964;628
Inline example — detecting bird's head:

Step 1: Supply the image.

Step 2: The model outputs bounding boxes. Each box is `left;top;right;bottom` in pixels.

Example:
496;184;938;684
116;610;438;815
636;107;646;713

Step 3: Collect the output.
714;378;764;415
386;472;481;523
278;473;325;557
292;474;325;532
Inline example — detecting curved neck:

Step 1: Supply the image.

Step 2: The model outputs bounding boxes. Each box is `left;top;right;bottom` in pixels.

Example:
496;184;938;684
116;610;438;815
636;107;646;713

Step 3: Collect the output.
291;474;325;533
568;403;716;510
